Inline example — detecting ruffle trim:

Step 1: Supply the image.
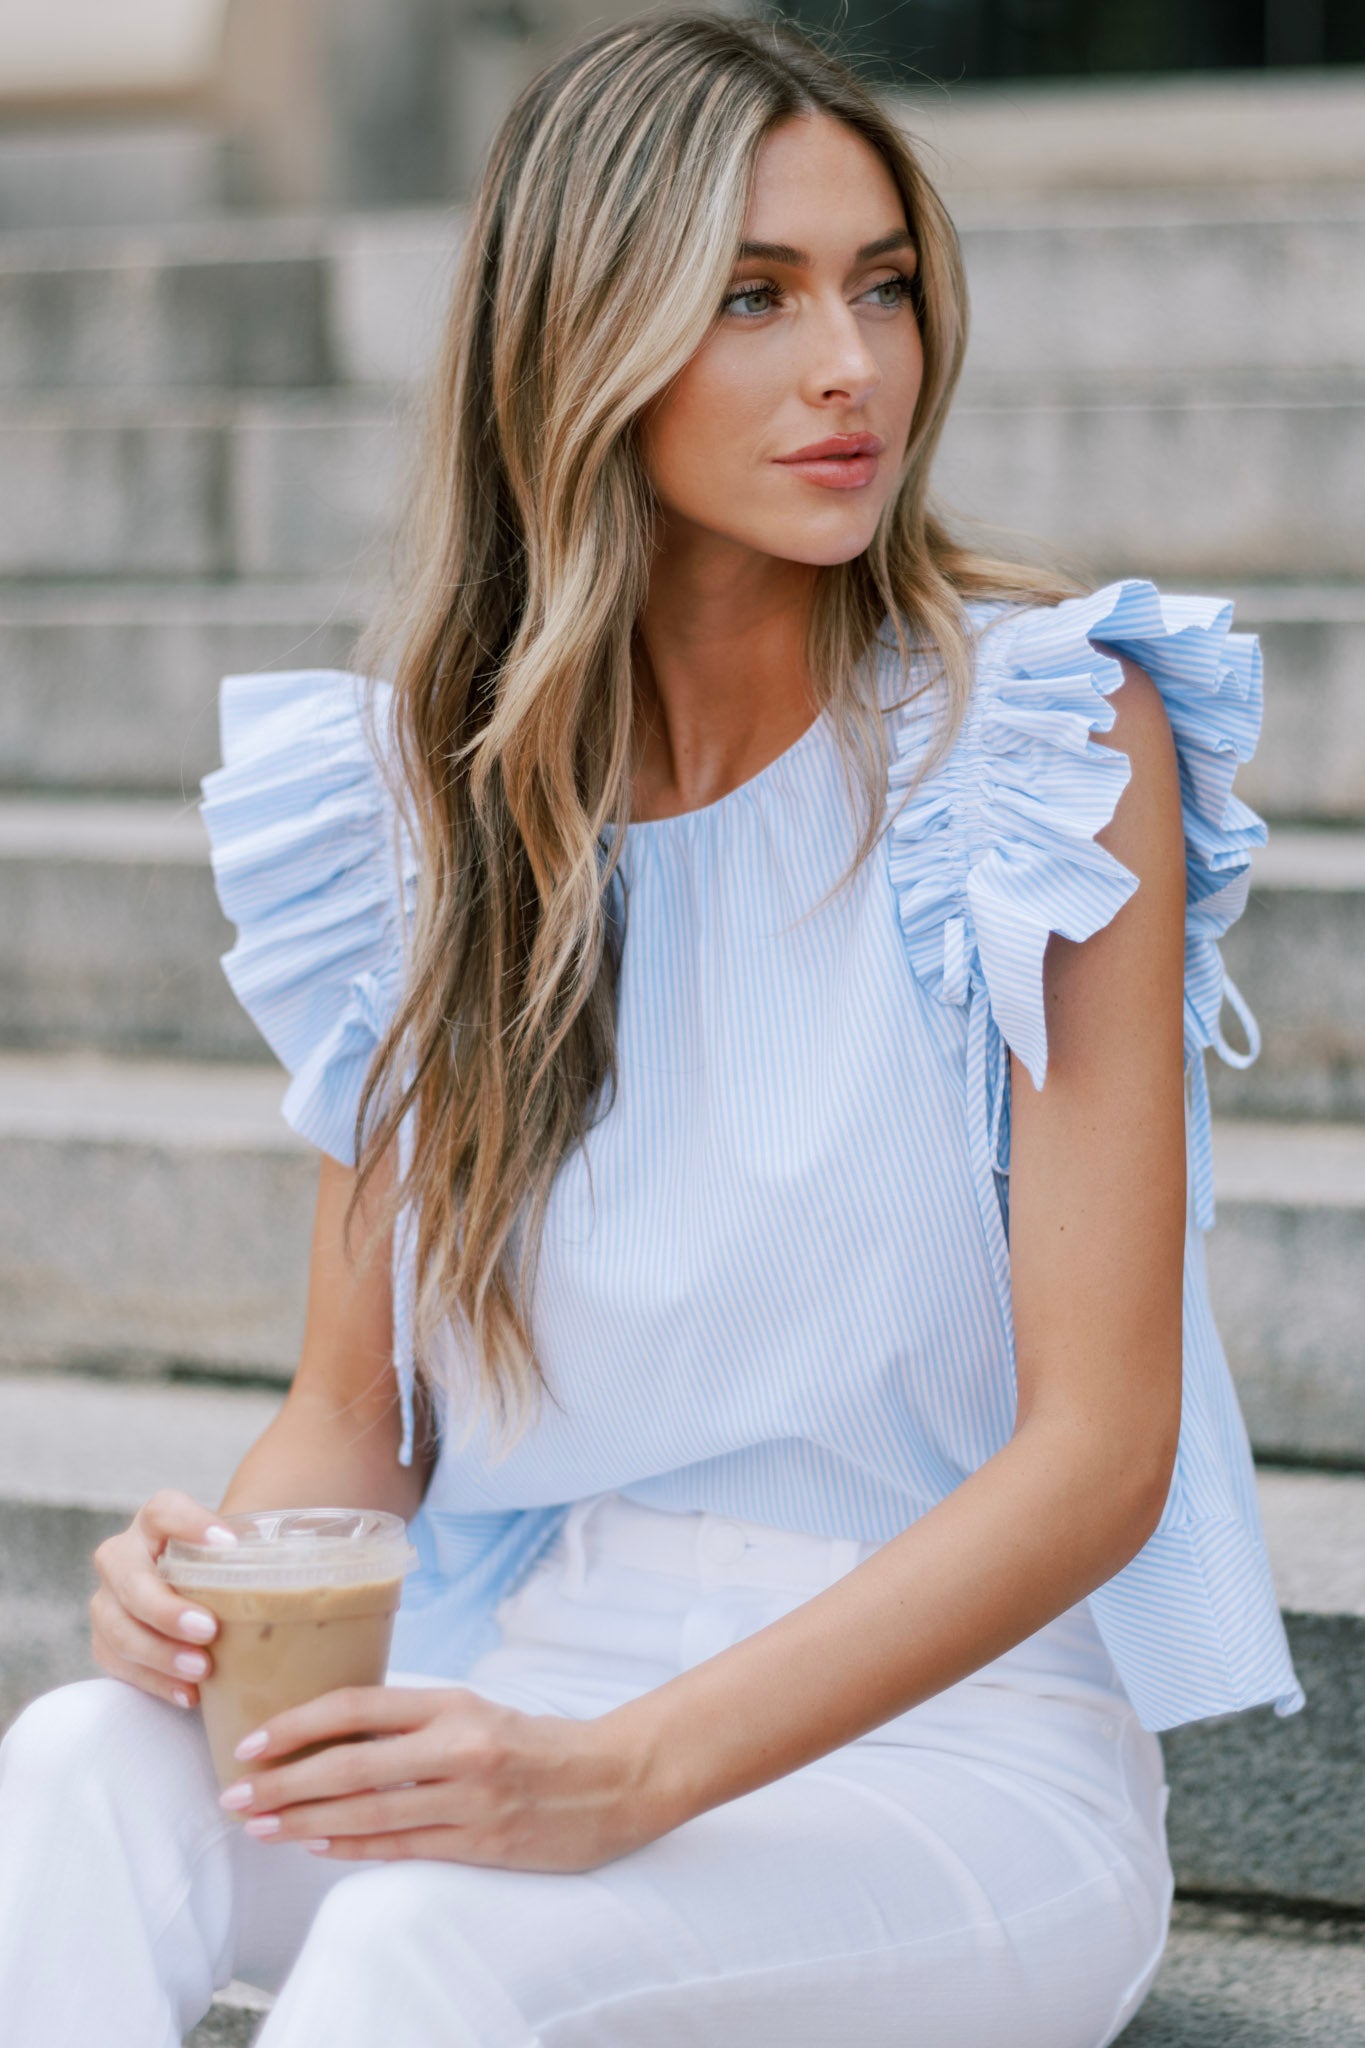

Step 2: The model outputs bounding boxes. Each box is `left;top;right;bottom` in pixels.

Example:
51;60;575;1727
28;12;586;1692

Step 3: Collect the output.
885;578;1267;1232
200;668;424;1462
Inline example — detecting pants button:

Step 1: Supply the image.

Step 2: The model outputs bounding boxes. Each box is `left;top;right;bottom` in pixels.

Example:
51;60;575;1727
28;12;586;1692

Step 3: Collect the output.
699;1519;748;1567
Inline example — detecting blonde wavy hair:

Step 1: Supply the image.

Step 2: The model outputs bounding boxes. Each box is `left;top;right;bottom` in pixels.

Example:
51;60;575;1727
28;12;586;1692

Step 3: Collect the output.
345;5;1083;1463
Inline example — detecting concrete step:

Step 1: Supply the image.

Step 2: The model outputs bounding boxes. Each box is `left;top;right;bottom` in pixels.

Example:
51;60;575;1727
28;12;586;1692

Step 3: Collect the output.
1161;1467;1365;1913
185;1899;1365;2047
0;1053;312;1377
0;391;403;581
0;381;1362;582
2;1360;1361;1911
935;375;1365;584
1208;1120;1365;1464
0;208;454;391
2;796;1361;1118
952;198;1365;387
0;579;1357;819
0;795;252;1057
887;69;1365;204
0;1371;284;1730
1115;1899;1365;2046
188;1982;271;2047
0;1051;1360;1454
4;196;1365;395
0;125;227;235
0;579;367;793
1226;585;1365;828
1209;830;1365;1121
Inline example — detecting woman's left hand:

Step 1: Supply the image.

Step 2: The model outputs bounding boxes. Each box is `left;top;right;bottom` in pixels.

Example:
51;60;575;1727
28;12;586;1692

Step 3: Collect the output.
216;1684;671;1871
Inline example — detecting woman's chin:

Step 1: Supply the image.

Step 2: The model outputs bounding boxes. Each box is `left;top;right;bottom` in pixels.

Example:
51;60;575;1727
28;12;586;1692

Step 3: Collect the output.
784;532;881;568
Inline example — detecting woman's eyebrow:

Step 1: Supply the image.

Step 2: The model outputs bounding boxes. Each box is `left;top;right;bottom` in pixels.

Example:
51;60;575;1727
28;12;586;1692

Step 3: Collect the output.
733;230;914;266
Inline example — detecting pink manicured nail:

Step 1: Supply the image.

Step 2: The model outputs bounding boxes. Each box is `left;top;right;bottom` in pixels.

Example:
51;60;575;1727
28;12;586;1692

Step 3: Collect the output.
172;1689;193;1710
234;1729;268;1760
204;1526;239;1546
243;1815;280;1838
219;1782;254;1811
179;1611;216;1641
174;1652;209;1678
304;1840;331;1855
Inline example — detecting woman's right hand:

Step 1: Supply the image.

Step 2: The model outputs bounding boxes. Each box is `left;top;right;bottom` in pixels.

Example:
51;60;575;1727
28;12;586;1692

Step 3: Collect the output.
90;1489;238;1711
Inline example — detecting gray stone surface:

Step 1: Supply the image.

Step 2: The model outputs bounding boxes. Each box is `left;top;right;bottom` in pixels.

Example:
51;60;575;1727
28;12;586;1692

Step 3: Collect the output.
0;1053;313;1375
5;794;1363;1110
936;381;1365;583
0;393;406;581
0;400;231;577
1209;836;1365;1119
1;382;1363;584
0;1373;283;1730
231;394;408;582
181;1901;1365;2048
1118;1901;1365;2045
0;580;367;792
0;574;1358;817
10;197;1365;394
0;575;1359;825
2;1056;1359;1458
0;1371;284;1514
0;250;332;394
889;69;1365;200
186;1987;269;2048
1209;1124;1365;1462
954;204;1365;385
0;795;252;1057
0;126;227;234
0;1496;124;1734
1233;589;1365;826
1164;1472;1365;1912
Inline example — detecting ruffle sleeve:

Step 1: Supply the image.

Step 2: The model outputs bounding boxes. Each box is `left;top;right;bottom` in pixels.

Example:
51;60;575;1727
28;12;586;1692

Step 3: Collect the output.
199;668;425;1464
885;577;1267;1235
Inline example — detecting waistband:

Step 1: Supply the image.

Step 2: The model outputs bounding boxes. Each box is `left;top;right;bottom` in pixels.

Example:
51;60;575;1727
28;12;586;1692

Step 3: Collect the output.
557;1490;883;1598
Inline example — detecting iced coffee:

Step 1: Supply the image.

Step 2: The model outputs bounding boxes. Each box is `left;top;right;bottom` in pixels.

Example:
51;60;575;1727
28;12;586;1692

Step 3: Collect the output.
158;1508;418;1791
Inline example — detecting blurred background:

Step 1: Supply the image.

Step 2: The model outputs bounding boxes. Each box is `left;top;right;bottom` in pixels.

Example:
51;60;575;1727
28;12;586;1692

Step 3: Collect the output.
0;3;1361;2040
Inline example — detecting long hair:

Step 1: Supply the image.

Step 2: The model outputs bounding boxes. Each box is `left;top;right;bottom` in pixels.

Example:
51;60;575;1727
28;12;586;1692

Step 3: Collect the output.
343;6;1083;1462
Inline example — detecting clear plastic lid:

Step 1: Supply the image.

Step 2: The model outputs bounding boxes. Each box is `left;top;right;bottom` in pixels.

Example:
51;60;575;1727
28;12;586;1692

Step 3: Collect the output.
158;1508;419;1591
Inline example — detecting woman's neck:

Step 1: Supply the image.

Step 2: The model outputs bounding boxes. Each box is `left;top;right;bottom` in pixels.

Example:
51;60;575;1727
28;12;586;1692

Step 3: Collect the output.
634;524;822;827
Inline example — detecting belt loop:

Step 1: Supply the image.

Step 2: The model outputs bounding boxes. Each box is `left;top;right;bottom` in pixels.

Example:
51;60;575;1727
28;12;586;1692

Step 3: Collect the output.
560;1496;593;1597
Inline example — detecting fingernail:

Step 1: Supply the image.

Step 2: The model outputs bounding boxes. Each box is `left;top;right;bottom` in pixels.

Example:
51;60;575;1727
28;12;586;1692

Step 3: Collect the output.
172;1688;193;1710
243;1814;280;1838
179;1610;216;1641
174;1651;209;1678
234;1729;268;1760
204;1526;239;1546
219;1782;254;1811
305;1840;331;1854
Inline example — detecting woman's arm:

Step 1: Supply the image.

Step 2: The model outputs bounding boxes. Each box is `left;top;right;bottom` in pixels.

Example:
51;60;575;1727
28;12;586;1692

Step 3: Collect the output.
218;1145;437;1524
607;656;1188;1831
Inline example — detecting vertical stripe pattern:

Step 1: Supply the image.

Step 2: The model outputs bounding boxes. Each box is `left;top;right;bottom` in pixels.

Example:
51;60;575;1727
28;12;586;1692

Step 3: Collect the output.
199;578;1305;1732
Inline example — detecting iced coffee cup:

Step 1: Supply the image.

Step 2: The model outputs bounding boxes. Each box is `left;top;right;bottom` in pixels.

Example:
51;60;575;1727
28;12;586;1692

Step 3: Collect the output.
158;1508;418;1791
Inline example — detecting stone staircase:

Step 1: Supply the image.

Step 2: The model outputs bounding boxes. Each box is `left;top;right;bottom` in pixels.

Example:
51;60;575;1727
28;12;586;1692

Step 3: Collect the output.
0;123;1361;2048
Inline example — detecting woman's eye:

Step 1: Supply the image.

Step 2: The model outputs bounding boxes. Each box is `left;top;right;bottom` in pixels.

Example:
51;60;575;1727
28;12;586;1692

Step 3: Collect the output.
720;271;917;320
724;284;777;319
863;274;916;309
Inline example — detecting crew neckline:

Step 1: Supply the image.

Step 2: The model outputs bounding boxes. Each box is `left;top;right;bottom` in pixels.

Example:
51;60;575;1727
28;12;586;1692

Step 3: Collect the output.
599;700;834;840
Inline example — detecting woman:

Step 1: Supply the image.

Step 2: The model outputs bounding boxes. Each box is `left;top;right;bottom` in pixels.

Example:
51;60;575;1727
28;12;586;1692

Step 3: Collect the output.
0;11;1303;2046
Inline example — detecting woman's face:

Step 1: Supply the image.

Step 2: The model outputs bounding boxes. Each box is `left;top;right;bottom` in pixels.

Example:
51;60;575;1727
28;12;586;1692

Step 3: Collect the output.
638;112;924;571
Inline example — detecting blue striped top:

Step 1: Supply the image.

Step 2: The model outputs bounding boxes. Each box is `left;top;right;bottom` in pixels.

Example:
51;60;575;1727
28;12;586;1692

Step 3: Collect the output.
199;576;1306;1733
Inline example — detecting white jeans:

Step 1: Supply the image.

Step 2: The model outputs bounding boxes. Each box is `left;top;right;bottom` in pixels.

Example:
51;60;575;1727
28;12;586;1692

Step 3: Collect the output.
0;1491;1173;2048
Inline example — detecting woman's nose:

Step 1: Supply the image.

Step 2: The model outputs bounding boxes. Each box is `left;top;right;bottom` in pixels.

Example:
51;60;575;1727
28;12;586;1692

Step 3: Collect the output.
802;308;882;401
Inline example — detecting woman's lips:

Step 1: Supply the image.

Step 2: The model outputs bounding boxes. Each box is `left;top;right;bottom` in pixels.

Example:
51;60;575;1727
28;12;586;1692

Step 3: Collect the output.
775;432;884;490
